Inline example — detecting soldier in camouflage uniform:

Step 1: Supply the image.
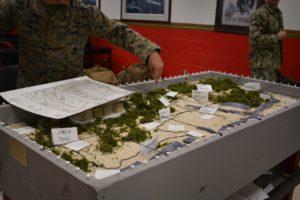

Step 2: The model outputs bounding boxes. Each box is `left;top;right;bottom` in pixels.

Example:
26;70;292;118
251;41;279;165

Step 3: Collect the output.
249;0;287;81
0;0;164;87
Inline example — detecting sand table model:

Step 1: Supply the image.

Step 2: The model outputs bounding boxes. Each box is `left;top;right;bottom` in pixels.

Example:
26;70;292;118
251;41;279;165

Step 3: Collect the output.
1;72;300;200
7;77;298;177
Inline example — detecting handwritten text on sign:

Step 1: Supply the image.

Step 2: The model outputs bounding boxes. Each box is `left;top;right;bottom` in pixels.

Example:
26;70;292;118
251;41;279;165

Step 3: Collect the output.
192;90;209;102
51;127;79;145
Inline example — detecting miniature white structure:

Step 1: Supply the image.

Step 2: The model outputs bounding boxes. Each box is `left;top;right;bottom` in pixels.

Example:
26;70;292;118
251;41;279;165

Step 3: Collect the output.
70;100;125;124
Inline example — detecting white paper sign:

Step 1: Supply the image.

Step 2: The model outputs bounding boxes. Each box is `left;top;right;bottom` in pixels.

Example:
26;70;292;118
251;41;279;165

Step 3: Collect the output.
140;137;158;155
94;169;120;180
169;124;185;132
197;84;213;92
141;122;160;130
187;130;204;138
64;140;90;151
13;126;36;135
159;97;170;106
192;90;209;101
263;184;274;194
244;82;261;91
199;106;218;114
159;107;171;119
200;114;215;120
260;93;271;100
166;91;178;98
0;76;132;119
242;183;269;200
51;127;78;145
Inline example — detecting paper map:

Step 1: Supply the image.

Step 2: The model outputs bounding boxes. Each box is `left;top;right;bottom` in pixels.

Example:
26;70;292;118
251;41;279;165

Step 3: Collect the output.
0;77;133;119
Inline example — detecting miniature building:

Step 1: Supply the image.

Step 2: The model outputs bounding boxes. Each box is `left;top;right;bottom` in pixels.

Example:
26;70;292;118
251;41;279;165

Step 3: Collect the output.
70;100;125;124
95;101;125;119
69;110;95;125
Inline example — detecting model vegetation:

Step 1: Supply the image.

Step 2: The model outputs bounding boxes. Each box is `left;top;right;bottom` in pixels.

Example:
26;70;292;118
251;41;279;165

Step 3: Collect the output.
209;87;264;108
30;78;266;171
198;78;264;107
61;152;89;172
168;82;196;95
199;78;239;92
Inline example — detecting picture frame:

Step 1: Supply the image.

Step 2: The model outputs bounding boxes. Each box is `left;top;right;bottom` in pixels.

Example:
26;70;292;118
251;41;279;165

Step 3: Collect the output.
81;0;101;8
121;0;172;23
215;0;264;34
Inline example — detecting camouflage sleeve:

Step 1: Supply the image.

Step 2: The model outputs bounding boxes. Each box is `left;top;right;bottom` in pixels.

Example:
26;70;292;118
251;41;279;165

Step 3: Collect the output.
249;11;279;49
0;0;15;34
89;7;160;64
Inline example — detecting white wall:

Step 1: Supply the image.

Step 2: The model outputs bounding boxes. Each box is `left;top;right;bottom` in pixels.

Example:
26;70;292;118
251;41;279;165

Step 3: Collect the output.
279;0;300;30
101;0;121;20
101;0;300;31
171;0;217;25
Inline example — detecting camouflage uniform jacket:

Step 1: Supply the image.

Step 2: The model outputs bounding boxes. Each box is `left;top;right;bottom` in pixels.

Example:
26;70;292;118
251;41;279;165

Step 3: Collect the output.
249;3;283;70
0;0;160;87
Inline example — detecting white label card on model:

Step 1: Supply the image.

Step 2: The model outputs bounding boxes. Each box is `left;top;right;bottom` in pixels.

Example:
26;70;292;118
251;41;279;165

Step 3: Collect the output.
192;90;209;101
141;122;160;130
140;136;159;156
64;140;91;151
13;126;36;135
94;169;120;180
244;82;261;91
169;124;185;132
260;93;271;100
199;106;218;115
159;97;170;106
159;107;171;119
197;84;213;92
51;127;79;145
187;130;204;138
200;114;215;120
166;91;178;98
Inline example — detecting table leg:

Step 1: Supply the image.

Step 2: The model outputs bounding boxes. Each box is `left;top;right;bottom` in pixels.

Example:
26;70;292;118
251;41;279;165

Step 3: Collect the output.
283;151;300;200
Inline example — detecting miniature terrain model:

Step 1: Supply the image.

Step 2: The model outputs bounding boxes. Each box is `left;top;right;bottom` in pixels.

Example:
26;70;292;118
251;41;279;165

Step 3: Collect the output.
0;71;300;200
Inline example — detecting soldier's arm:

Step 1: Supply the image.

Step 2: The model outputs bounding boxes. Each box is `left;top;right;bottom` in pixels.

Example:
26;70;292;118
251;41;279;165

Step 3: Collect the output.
89;7;160;64
249;12;279;49
0;0;15;34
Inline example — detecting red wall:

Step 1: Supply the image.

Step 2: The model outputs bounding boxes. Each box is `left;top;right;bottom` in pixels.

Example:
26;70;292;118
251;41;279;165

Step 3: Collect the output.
91;25;300;81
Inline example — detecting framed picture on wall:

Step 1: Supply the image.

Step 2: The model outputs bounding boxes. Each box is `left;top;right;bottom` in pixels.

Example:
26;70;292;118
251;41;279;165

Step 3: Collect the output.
81;0;100;8
215;0;264;34
121;0;171;23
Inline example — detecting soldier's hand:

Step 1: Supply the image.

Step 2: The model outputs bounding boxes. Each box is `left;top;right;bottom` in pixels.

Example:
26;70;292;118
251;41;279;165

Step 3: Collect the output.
148;51;164;83
277;31;288;40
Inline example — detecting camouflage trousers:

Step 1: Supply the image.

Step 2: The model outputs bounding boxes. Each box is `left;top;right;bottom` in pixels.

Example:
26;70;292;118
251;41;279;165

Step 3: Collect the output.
251;67;280;82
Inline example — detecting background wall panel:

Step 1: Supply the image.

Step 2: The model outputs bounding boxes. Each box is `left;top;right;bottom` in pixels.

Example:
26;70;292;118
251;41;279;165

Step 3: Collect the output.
101;0;121;20
93;0;300;82
100;0;300;30
171;0;217;25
